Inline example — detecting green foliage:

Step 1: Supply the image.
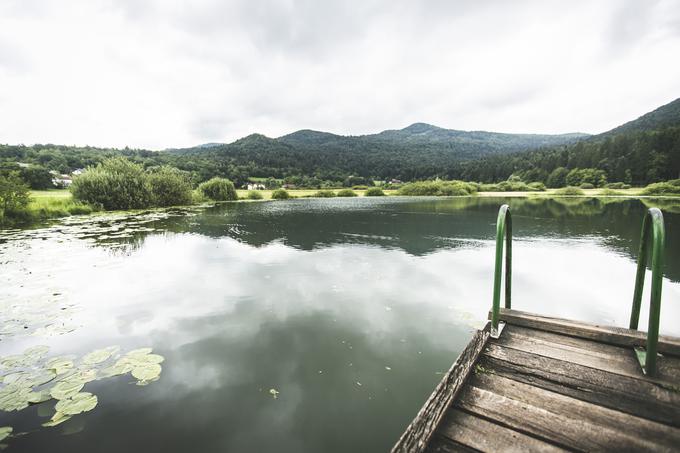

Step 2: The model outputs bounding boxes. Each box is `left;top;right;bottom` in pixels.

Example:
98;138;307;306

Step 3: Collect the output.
605;182;631;189
546;167;569;188
246;190;264;200
18;166;55;189
579;183;595;189
0;173;30;221
271;189;290;200
365;187;386;196
336;189;357;197
528;182;546;191
566;168;607;188
555;186;585;196
314;190;336;198
71;158;153;210
642;179;680;196
398;180;477;196
198;177;237;201
147;166;193;207
598;188;622;196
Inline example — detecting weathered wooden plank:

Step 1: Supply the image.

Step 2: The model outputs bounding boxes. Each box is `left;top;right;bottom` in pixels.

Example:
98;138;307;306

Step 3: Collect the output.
496;325;680;387
391;325;490;453
490;308;680;356
435;408;566;452
479;342;680;427
457;372;680;452
425;434;479;453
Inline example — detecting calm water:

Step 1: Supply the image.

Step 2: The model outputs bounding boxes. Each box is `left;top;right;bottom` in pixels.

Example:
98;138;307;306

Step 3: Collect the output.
2;196;680;452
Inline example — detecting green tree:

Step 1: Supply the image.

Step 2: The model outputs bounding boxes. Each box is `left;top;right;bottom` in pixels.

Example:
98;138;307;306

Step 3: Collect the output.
148;166;193;206
546;167;569;188
0;173;30;220
198;177;237;201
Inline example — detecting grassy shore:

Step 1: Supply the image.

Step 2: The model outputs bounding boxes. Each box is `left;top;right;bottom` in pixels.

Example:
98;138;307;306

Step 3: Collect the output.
28;189;99;219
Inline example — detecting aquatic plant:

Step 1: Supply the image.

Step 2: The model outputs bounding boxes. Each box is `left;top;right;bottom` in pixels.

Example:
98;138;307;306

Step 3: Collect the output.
0;344;164;443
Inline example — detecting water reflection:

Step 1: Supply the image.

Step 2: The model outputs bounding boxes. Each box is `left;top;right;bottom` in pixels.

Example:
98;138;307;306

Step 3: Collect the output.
2;196;680;452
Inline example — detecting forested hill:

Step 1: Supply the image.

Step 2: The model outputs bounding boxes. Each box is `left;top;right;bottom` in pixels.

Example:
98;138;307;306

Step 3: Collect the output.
164;123;588;181
455;97;680;185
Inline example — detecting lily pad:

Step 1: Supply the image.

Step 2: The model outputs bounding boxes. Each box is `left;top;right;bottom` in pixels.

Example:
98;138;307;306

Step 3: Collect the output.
0;385;32;411
269;388;280;399
27;389;52;404
0;426;12;442
82;347;118;365
46;358;74;375
50;380;85;400
55;392;97;416
42;411;71;427
127;348;153;357
131;363;161;381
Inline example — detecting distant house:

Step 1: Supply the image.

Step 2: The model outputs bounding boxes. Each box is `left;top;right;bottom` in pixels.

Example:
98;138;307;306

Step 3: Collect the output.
282;184;296;189
17;162;31;168
390;179;403;185
246;183;266;190
51;173;73;188
72;168;85;176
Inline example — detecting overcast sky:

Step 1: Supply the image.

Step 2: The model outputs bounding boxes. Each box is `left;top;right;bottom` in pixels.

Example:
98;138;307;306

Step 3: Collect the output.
1;0;679;149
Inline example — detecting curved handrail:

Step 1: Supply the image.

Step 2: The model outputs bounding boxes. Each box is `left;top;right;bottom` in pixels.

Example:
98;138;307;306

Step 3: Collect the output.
629;207;665;376
491;204;512;336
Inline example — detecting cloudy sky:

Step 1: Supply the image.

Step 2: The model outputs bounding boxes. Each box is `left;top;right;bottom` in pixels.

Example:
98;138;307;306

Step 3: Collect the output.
1;0;679;149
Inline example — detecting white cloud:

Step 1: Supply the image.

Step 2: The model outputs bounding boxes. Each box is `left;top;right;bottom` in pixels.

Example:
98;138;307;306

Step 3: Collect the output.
0;0;678;149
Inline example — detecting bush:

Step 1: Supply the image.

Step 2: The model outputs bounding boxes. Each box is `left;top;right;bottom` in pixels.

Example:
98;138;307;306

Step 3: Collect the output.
0;172;30;221
271;189;290;200
336;189;357;197
579;183;595;189
555;186;585;196
605;182;631;190
364;187;386;196
546;167;569;188
198;177;237;201
598;188;622;196
398;180;477;196
527;182;546;191
148;166;193;207
642;181;680;196
314;190;336;198
246;191;263;200
71;158;153;210
565;168;607;188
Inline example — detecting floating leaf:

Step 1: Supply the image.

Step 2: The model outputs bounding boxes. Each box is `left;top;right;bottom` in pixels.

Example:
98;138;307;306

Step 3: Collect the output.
50;380;84;400
131;363;161;381
42;412;71;427
0;356;25;369
55;392;97;416
46;358;74;375
269;388;280;399
0;385;31;411
27;389;52;404
64;369;97;383
0;426;11;442
82;347;117;365
143;354;164;364
24;345;50;361
127;348;152;357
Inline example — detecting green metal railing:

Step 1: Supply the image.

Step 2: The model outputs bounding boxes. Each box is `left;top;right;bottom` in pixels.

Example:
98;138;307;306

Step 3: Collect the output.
629;207;665;376
488;204;666;375
490;204;512;336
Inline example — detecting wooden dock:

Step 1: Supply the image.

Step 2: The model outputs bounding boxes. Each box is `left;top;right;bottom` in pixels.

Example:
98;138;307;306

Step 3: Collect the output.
392;308;680;452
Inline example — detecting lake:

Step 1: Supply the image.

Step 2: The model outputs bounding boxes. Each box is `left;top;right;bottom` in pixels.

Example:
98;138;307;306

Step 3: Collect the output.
2;196;680;452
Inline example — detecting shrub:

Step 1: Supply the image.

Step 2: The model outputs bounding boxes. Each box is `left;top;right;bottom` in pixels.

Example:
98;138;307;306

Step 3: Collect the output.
527;182;546;191
398;180;477;196
314;190;336;198
271;189;290;200
598;188;622;196
246;191;263;200
555;186;585;196
198;177;237;201
148;166;193;207
642;181;680;196
565;168;607;188
546;167;569;188
71;158;153;210
579;183;595;189
336;189;357;197
605;182;631;190
0;172;30;221
364;187;386;196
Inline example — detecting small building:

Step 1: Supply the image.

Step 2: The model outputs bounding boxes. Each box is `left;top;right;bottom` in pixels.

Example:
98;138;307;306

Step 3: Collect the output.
72;168;85;176
52;174;73;188
246;183;266;190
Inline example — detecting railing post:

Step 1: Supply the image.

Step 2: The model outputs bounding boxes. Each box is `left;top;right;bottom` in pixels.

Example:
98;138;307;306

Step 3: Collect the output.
491;204;512;338
629;207;665;376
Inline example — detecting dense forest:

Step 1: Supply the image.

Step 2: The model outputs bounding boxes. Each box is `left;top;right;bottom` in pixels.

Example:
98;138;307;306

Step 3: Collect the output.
1;97;679;188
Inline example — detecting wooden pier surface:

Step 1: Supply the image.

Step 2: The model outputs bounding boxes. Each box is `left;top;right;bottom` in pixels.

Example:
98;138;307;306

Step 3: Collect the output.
392;308;680;452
